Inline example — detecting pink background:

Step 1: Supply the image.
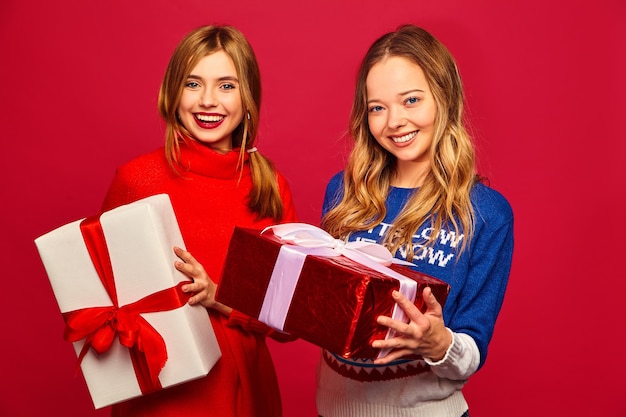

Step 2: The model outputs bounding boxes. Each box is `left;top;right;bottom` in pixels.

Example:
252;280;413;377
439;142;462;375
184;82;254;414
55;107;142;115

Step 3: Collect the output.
2;1;625;416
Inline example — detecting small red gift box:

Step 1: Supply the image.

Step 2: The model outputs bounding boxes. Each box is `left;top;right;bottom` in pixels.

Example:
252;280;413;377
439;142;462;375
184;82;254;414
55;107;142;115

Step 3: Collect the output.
216;224;449;359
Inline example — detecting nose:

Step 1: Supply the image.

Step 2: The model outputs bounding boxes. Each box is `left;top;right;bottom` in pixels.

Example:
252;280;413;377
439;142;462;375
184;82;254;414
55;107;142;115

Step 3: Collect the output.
200;88;217;107
387;106;407;129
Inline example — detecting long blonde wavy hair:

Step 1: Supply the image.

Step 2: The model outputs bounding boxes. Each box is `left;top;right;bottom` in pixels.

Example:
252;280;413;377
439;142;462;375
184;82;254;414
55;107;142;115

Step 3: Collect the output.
322;25;478;260
158;25;283;221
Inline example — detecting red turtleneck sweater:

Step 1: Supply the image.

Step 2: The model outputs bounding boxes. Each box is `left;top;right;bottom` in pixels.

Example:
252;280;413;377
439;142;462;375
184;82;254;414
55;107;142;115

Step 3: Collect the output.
102;140;297;417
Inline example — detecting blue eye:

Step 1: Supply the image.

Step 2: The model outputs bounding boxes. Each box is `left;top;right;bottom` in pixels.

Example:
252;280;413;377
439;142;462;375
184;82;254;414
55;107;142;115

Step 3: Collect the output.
185;81;200;88
368;105;383;113
221;83;236;90
406;97;419;105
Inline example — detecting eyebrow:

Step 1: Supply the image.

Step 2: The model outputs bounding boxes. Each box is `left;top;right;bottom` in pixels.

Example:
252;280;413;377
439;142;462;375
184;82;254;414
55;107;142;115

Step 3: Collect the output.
186;74;240;83
399;89;425;95
367;89;425;104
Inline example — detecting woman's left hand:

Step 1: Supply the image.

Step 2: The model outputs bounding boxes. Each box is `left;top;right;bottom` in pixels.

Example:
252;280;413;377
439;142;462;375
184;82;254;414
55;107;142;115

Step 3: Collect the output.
371;286;452;365
173;246;231;316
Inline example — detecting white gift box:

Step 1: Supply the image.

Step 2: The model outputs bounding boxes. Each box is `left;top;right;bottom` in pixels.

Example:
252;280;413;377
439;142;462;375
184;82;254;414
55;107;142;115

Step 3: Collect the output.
34;194;221;409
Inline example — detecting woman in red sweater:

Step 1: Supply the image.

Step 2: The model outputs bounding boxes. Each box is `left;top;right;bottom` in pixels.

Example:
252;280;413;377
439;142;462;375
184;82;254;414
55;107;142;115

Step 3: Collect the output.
102;25;297;417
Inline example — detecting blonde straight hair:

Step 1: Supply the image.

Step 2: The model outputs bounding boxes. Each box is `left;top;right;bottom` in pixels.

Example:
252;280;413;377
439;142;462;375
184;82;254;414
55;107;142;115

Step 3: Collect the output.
322;25;477;260
157;25;283;221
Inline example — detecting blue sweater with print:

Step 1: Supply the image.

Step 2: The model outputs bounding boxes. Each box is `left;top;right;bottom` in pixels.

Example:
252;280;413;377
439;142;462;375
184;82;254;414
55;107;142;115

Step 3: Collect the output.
322;172;514;368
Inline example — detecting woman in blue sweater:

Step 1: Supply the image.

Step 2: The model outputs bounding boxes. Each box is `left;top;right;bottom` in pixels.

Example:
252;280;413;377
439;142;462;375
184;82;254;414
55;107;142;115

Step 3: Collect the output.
316;25;514;417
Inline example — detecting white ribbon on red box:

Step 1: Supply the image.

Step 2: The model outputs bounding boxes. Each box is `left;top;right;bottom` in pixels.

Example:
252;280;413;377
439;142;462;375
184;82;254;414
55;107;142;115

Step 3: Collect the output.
259;223;417;358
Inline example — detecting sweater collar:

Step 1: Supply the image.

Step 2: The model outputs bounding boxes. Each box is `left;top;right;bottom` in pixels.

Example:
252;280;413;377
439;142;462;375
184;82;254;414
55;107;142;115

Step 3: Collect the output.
178;139;249;179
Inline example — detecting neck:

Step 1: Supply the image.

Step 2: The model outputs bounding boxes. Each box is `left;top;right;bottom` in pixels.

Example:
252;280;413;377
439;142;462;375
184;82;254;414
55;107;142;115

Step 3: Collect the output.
391;161;430;188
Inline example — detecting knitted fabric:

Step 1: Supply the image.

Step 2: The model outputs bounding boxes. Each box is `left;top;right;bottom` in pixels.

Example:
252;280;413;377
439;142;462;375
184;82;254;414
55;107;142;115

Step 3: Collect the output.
102;139;297;417
316;172;513;417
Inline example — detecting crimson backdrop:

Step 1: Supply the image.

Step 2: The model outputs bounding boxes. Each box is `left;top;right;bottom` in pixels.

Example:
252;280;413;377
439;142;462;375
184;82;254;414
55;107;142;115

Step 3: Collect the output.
2;1;625;416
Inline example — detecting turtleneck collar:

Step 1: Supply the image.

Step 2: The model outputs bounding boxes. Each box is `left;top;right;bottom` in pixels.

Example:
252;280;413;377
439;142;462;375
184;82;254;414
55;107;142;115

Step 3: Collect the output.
177;138;249;180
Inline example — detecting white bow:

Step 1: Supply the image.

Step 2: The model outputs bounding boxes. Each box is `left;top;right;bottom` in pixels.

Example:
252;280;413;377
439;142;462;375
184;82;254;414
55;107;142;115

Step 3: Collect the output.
262;223;414;267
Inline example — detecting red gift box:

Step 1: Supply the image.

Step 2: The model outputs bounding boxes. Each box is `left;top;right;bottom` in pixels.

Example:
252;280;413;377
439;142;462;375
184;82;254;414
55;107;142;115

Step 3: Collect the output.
216;224;449;359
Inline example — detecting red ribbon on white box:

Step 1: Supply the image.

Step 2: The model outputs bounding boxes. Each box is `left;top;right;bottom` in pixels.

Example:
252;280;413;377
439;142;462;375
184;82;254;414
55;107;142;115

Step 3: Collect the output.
259;223;417;358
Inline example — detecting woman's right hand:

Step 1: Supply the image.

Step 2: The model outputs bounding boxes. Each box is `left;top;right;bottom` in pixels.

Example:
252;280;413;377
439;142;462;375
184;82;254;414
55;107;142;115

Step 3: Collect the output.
371;287;452;364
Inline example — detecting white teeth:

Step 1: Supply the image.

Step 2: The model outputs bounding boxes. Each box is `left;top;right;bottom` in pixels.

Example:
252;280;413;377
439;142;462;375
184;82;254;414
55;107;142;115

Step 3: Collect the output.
392;131;417;143
196;114;224;122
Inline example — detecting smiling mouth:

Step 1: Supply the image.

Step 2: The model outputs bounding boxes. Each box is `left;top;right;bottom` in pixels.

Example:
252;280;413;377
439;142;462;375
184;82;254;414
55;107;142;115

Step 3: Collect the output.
195;114;224;123
391;131;417;143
